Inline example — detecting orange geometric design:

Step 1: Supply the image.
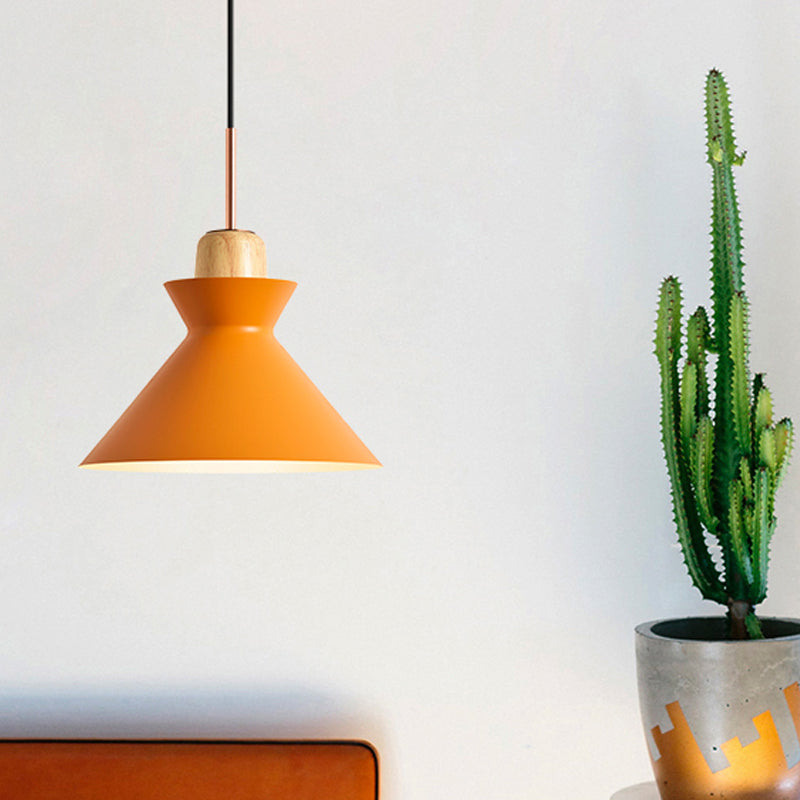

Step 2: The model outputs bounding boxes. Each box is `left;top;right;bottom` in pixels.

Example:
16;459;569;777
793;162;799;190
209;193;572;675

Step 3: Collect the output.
787;682;800;744
650;683;800;799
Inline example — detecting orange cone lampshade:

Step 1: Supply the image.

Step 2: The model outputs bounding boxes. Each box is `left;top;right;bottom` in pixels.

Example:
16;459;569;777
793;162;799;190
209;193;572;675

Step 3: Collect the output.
81;235;380;472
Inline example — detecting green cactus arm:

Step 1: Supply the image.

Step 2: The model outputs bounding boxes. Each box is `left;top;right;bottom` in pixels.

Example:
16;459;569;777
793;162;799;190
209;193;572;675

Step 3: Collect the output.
729;480;754;585
687;306;712;356
706;70;745;293
759;427;778;526
687;307;712;414
760;428;777;471
706;71;746;540
750;468;772;603
656;276;682;355
738;457;753;501
655;278;726;602
706;70;741;167
683;309;713;464
730;292;752;455
754;382;773;487
754;384;773;434
693;416;719;536
681;362;698;456
741;455;755;546
752;372;765;409
744;505;755;545
765;418;794;520
688;305;713;354
774;418;793;490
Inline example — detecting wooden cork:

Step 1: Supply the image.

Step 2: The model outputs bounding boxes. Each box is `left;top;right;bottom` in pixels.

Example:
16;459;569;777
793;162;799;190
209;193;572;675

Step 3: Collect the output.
195;230;267;277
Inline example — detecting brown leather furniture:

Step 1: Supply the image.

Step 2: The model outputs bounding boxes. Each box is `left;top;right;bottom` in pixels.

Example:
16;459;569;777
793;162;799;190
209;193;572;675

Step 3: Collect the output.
0;740;378;799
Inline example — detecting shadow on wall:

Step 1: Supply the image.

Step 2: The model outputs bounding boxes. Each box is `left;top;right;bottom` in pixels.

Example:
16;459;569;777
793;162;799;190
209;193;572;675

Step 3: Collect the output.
0;686;383;741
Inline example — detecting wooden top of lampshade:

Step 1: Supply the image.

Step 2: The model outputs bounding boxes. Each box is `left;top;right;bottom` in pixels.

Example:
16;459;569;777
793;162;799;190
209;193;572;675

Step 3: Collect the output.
195;229;267;277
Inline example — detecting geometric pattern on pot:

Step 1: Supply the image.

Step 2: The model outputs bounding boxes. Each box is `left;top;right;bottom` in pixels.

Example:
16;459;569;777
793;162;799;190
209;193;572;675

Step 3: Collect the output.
636;618;800;799
649;685;800;799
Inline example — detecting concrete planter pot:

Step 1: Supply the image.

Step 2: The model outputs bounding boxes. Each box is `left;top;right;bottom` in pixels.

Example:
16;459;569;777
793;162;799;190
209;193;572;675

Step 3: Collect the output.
636;617;800;799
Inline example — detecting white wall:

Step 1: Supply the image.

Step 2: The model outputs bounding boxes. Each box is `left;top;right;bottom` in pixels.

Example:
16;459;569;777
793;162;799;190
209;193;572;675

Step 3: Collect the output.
3;1;800;797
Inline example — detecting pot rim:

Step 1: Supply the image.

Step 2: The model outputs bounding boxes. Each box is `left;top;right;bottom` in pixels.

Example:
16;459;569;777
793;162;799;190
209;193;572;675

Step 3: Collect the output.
636;616;800;644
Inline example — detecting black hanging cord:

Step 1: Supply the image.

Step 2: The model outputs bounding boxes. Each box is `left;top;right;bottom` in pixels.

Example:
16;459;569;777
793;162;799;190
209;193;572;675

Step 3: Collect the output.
227;0;234;128
224;0;236;228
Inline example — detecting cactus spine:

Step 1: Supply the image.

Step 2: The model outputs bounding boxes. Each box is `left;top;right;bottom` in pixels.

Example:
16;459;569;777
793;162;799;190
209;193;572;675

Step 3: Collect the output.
655;70;793;639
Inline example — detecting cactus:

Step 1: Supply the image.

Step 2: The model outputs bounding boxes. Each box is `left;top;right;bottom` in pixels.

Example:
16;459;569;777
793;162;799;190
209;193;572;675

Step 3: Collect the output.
655;70;793;639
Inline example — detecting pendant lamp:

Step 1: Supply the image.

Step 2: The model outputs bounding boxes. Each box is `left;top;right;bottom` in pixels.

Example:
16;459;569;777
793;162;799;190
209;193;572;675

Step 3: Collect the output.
81;1;380;473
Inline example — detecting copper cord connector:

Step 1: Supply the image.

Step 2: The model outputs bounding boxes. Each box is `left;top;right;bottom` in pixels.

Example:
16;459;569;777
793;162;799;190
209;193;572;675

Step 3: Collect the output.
225;127;236;229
